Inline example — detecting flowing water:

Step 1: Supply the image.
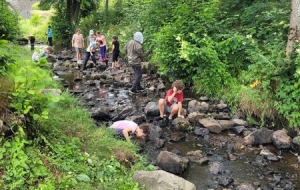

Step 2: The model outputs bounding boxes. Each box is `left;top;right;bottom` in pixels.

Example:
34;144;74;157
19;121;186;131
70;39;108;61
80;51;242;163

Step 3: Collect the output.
60;71;300;190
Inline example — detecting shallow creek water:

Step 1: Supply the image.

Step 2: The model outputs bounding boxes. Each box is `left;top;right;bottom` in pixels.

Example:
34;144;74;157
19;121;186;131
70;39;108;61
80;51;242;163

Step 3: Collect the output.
60;71;300;190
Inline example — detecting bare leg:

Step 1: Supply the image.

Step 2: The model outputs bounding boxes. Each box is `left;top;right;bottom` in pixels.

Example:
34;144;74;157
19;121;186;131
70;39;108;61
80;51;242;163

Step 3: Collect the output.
169;104;179;119
111;61;115;69
158;98;165;118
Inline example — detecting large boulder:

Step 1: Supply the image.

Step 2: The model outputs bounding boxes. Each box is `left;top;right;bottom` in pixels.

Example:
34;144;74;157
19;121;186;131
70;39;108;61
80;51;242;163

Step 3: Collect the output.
133;170;196;190
272;129;291;149
244;128;274;146
156;151;189;174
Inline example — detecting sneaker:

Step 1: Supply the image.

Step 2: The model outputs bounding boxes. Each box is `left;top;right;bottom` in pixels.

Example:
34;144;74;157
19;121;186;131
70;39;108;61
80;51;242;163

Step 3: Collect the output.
136;86;145;91
168;118;173;125
154;116;163;121
128;89;139;94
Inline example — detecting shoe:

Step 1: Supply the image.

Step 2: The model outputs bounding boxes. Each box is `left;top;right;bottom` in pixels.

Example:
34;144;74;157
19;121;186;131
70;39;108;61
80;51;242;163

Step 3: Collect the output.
128;89;139;94
136;86;145;91
154;116;163;121
168;118;173;125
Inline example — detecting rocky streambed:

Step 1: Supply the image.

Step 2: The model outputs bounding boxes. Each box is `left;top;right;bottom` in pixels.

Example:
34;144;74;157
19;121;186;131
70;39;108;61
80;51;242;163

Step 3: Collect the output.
49;50;300;190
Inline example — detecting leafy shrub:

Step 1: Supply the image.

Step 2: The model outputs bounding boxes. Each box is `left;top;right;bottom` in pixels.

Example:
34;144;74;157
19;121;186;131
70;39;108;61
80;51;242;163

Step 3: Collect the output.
0;2;20;40
30;13;42;26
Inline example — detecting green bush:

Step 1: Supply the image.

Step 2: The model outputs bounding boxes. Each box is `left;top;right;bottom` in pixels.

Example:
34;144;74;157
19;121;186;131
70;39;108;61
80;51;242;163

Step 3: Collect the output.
30;13;42;26
0;2;20;40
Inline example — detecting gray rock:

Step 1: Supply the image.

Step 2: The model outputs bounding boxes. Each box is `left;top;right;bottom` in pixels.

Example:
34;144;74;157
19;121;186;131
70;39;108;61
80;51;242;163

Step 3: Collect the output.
133;170;196;190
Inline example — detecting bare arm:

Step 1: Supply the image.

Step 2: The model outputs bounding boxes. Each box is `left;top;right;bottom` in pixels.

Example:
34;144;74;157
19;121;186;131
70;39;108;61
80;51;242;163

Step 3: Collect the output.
167;86;177;103
82;35;85;48
122;127;133;141
72;35;74;47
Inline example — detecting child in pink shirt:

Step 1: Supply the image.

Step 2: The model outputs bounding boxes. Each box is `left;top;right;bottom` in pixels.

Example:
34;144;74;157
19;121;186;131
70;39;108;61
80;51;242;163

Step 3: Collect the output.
110;120;150;141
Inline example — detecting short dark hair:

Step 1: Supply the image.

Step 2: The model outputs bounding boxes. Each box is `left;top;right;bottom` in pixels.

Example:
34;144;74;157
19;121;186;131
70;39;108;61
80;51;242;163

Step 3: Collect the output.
139;123;150;136
112;35;118;40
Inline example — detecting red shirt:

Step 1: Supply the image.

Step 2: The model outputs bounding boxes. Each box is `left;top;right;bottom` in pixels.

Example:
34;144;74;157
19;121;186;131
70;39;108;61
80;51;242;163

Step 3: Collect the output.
165;89;183;107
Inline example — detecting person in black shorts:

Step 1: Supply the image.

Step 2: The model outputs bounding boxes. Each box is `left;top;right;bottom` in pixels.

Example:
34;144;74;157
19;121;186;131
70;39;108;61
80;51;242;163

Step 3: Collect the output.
111;35;120;69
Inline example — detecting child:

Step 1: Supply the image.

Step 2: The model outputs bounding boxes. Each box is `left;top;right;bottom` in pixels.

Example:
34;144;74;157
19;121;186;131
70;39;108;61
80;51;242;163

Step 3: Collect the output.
154;80;185;124
82;40;101;70
87;30;96;47
109;120;150;141
111;35;120;69
96;31;108;67
72;28;85;64
32;46;53;62
47;26;53;46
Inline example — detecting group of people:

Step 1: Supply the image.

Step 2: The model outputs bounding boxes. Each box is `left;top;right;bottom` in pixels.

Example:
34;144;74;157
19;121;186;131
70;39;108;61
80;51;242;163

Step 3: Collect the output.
34;27;186;143
111;79;185;142
70;29;186;143
71;28;120;71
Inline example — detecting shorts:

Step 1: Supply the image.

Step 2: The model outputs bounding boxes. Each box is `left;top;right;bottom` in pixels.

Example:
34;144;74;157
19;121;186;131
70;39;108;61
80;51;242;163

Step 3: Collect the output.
75;47;82;53
112;52;119;62
164;101;175;113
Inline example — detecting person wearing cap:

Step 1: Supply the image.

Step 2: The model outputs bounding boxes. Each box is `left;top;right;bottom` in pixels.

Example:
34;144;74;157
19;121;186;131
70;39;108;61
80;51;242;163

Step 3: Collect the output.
124;32;151;94
87;30;96;47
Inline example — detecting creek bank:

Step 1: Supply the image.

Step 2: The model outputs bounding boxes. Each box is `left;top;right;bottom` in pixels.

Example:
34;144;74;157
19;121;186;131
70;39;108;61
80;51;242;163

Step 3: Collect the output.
47;50;300;190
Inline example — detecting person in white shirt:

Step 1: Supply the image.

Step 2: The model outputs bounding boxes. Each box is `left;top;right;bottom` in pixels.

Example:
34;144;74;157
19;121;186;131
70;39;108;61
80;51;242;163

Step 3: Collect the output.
82;40;101;70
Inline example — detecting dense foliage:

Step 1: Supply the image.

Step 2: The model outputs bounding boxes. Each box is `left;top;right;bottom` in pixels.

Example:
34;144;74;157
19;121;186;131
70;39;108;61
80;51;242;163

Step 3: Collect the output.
0;2;20;40
0;43;151;189
1;0;300;189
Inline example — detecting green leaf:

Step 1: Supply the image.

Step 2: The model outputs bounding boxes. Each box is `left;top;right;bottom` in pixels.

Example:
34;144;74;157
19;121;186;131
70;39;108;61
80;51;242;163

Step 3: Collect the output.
76;174;91;182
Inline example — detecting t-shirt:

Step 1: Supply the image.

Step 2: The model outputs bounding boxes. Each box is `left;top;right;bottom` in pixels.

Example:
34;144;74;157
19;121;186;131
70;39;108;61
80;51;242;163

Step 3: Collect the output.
72;33;84;48
96;35;106;46
86;42;97;52
111;120;137;136
87;35;96;46
112;41;120;53
165;89;183;107
47;28;52;38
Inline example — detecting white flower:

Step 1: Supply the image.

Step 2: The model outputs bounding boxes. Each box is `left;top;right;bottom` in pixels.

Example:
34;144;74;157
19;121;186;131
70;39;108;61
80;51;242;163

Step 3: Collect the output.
246;35;252;39
176;36;181;41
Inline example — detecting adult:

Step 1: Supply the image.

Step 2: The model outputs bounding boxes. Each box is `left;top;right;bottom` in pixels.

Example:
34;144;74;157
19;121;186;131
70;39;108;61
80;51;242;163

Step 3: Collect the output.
47;26;53;46
72;28;85;64
124;32;151;94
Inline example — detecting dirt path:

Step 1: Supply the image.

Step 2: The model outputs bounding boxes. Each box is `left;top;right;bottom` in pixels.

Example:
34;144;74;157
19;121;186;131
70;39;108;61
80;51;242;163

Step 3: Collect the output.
6;0;39;18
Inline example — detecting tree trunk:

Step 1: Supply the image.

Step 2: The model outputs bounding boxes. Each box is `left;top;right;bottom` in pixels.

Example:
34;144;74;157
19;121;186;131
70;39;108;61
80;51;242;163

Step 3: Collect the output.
71;0;81;23
105;0;109;11
286;0;300;56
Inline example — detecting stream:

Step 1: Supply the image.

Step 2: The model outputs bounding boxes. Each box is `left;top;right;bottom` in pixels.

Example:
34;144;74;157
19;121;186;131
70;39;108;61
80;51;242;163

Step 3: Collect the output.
55;69;300;190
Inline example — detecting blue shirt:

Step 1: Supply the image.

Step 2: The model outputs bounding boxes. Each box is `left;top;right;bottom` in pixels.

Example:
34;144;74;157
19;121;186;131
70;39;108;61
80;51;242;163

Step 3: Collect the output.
47;28;53;38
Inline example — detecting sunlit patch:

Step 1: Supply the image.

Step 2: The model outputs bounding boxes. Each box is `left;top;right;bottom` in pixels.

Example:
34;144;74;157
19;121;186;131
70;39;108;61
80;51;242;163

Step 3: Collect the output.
250;80;261;88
